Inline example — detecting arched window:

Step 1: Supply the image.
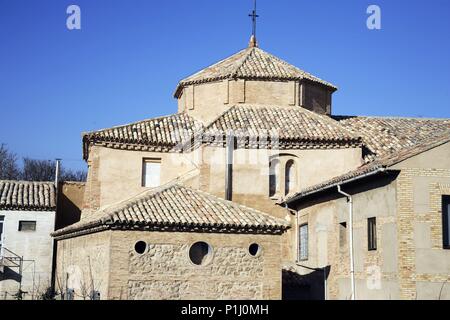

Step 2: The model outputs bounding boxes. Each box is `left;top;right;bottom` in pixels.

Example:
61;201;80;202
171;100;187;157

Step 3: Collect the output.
285;160;296;195
269;159;280;197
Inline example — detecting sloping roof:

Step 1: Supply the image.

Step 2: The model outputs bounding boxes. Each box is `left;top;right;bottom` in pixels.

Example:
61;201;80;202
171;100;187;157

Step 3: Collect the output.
83;106;362;158
52;183;290;239
82;113;203;159
204;105;361;148
0;180;56;211
286;131;450;203
175;47;337;97
334;116;450;162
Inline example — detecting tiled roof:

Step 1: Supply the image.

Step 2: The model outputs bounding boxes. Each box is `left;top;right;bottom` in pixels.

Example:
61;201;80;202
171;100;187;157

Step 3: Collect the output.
334;116;450;162
203;105;361;148
82;113;204;159
83;106;362;158
174;47;337;97
52;183;290;239
0;180;56;211
286;131;450;203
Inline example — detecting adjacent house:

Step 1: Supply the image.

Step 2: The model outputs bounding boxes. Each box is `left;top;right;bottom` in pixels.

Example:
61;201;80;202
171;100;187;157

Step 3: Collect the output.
284;121;450;300
0;180;56;299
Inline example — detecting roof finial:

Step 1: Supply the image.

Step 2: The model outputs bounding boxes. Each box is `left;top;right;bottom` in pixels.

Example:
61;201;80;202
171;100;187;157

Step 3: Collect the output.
248;0;259;47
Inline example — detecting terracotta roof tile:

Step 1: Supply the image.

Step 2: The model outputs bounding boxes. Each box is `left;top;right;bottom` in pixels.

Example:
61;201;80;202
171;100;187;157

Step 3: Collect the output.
206;105;360;145
83;106;362;158
53;183;290;238
82;113;204;159
0;180;56;211
334;116;450;162
175;47;336;97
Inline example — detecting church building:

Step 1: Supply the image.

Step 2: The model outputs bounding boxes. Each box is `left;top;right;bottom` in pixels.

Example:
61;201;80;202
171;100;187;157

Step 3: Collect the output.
52;31;450;300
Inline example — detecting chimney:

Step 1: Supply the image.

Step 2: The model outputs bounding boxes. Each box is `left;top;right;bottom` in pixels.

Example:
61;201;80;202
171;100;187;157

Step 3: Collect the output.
55;159;61;187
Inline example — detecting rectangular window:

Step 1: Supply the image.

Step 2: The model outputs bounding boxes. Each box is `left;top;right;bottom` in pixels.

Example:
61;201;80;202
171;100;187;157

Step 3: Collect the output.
142;158;161;188
443;196;450;249
339;222;347;249
368;217;377;251
18;221;36;232
299;224;308;261
0;216;4;248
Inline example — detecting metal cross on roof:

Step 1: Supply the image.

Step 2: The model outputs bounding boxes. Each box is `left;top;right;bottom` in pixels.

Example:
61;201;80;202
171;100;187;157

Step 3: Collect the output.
249;0;259;38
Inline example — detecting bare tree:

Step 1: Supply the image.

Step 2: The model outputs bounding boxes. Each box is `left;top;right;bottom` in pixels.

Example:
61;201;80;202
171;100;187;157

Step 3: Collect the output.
60;169;87;182
0;144;20;180
22;158;55;181
1;144;87;182
21;157;86;182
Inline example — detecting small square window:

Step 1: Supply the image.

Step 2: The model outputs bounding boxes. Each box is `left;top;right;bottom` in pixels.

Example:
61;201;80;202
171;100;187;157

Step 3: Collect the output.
18;221;36;232
142;158;161;188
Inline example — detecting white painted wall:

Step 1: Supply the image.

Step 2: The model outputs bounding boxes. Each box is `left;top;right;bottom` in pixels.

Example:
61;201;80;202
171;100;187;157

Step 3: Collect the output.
0;210;55;299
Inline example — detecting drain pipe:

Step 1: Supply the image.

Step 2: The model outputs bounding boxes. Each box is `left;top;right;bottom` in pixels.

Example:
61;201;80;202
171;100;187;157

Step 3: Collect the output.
337;185;356;300
225;132;235;201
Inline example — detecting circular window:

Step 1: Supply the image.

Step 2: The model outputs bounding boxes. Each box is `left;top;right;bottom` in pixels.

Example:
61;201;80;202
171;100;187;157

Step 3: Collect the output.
189;241;213;266
134;241;147;254
248;243;261;257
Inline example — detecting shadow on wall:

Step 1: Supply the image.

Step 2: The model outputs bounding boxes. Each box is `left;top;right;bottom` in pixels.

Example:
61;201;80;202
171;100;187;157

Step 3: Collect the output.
55;183;84;230
0;266;22;283
282;266;331;300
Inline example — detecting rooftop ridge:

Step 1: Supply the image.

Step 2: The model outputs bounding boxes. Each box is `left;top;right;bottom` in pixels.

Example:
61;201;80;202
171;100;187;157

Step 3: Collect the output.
174;46;337;98
83;112;198;136
53;182;290;239
0;180;55;185
334;115;450;121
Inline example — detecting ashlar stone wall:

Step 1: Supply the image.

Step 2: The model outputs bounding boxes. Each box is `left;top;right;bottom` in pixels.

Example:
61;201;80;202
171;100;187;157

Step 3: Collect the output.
108;231;283;300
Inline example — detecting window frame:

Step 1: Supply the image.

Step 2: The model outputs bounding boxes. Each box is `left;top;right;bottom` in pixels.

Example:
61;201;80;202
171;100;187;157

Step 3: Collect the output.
368;217;377;251
188;241;214;266
285;159;296;196
18;220;37;232
269;159;280;198
0;216;4;247
142;158;162;188
298;223;309;261
443;195;450;249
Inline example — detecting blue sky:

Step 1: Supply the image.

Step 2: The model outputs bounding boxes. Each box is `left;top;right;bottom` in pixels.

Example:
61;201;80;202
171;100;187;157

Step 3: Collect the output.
0;0;449;171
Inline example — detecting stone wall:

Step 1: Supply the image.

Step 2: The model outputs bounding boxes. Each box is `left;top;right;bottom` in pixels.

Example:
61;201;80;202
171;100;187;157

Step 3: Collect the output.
108;231;283;300
82;146;199;213
178;79;333;123
79;143;361;266
302;82;332;115
55;231;111;300
202;146;362;202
